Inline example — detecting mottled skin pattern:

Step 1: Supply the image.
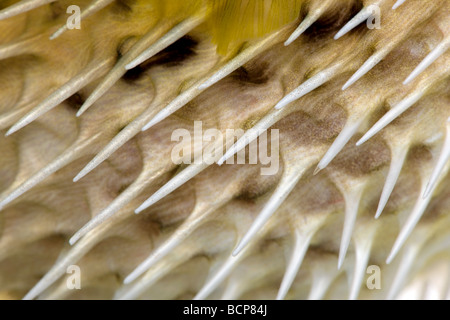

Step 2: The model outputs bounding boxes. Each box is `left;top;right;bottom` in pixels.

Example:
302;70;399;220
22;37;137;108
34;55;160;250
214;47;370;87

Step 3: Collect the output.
0;0;449;300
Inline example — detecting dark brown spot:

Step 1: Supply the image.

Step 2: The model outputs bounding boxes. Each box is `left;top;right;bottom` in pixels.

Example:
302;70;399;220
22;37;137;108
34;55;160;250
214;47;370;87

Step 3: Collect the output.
330;136;390;176
113;0;134;14
231;62;270;85
49;2;66;19
65;92;84;111
303;0;365;39
123;36;198;82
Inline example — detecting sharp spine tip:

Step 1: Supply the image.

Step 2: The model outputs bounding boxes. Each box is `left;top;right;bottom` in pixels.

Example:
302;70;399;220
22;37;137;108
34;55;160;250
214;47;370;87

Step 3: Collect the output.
197;32;280;91
313;166;321;175
233;173;303;257
72;177;150;244
216;157;226;166
334;7;371;40
124;62;134;71
284;7;324;46
274;103;284;110
76;107;87;117
359;89;425;145
392;0;407;10
49;27;66;40
274;66;337;110
125;222;200;285
277;230;317;300
338;189;363;271
125;16;204;71
317;120;362;172
68;237;77;246
375;147;408;219
135;195;156;214
197;82;209;90
73;166;91;182
387;183;434;264
5;118;30;136
123;274;135;285
0;141;91;209
422;124;450;199
403;37;449;85
141;115;162;132
194;255;242;300
73;115;147;181
342;52;384;90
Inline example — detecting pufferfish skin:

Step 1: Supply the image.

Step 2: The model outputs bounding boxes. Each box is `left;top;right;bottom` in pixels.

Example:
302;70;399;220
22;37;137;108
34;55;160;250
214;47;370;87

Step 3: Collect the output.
0;0;449;300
